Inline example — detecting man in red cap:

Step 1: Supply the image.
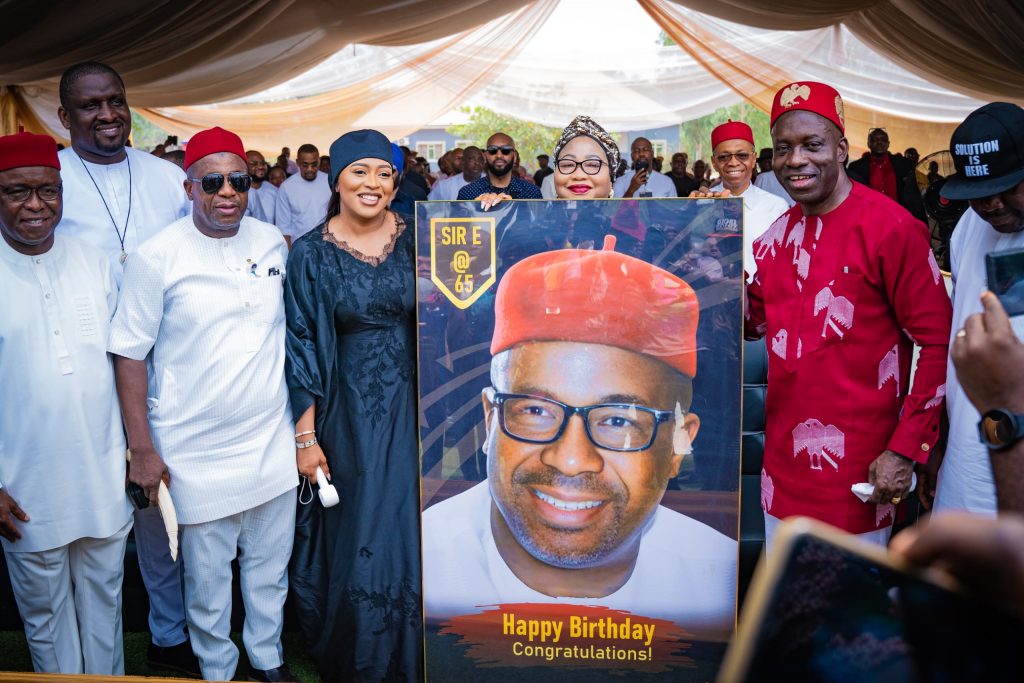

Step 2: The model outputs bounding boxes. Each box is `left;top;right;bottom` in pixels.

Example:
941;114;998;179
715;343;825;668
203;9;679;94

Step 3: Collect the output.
109;127;298;682
746;81;952;548
705;120;789;280
0;131;133;674
423;236;736;640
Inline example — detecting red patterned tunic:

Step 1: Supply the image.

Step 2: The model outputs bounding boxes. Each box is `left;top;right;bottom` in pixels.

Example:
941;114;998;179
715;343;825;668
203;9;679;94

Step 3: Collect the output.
746;182;952;533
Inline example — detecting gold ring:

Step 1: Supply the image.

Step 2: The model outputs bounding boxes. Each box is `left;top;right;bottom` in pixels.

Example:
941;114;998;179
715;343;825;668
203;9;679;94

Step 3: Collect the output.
956;329;967;339
891;496;902;505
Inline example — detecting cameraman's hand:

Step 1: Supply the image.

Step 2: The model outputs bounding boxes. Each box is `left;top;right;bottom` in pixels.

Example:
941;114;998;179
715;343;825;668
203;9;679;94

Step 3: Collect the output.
891;511;1024;617
951;291;1024;414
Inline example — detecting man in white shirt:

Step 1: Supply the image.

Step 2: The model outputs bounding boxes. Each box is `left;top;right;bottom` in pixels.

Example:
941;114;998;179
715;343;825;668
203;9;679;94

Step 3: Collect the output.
0;131;132;675
427;146;484;201
540;171;556;199
53;61;194;676
932;102;1024;516
56;63;190;283
612;137;677;198
245;150;277;225
275;142;329;244
706;120;789;279
423;237;737;640
109;127;298;683
753;147;796;207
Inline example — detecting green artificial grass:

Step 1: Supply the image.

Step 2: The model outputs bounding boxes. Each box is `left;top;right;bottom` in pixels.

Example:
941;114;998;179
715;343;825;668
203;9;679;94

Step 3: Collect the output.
0;631;322;682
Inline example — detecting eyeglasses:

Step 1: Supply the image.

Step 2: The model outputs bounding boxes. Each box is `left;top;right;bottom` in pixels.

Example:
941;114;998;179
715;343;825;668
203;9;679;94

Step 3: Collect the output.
0;184;61;203
713;152;753;164
187;172;252;194
555;158;606;176
490;391;674;452
486;145;515;156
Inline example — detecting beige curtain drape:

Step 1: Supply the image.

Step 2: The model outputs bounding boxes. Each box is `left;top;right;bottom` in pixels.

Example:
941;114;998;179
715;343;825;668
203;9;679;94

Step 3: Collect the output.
663;0;1024;103
638;0;973;154
135;1;558;151
2;0;1018;146
1;0;534;105
0;0;534;135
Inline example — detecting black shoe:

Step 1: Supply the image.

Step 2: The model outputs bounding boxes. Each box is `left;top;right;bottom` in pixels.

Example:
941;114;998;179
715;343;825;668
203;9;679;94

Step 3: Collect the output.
146;640;202;679
248;664;298;682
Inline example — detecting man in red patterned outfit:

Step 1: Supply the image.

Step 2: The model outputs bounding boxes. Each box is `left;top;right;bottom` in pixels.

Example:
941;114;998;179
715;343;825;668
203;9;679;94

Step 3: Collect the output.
746;81;952;548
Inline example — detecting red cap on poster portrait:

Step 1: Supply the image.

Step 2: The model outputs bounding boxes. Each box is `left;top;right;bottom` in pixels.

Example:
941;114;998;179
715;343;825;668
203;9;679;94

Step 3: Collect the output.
183;126;246;169
0;130;60;173
711;120;754;149
770;81;846;134
491;235;699;378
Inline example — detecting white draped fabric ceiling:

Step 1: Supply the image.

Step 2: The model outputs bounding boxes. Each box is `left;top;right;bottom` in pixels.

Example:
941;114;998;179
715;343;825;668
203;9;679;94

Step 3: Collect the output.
3;0;1018;153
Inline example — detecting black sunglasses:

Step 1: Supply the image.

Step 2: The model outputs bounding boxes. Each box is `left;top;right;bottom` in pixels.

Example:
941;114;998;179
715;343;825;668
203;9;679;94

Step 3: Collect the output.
188;172;252;194
486;145;515;156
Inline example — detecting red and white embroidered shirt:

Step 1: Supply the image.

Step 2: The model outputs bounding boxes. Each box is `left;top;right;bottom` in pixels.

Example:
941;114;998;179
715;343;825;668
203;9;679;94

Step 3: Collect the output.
746;182;951;533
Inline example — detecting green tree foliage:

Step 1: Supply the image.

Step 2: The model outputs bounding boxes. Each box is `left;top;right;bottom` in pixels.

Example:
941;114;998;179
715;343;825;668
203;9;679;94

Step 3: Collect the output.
130;111;171;152
679;103;771;163
447;106;563;169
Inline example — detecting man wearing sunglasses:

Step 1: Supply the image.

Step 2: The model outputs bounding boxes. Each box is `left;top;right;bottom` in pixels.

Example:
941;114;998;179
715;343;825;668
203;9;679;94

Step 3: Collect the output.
704;120;789;280
52;61;195;677
423;236;736;639
110;127;298;682
457;133;542;201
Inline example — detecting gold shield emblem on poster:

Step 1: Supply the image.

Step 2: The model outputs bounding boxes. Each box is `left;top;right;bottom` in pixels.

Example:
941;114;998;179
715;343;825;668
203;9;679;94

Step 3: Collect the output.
429;216;497;309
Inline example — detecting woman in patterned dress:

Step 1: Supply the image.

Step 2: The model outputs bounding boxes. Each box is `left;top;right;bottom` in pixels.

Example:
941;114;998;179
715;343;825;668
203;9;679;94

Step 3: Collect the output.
284;130;421;682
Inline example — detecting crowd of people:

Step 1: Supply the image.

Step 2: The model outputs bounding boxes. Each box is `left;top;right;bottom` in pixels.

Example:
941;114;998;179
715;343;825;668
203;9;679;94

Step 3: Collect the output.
1;57;1023;683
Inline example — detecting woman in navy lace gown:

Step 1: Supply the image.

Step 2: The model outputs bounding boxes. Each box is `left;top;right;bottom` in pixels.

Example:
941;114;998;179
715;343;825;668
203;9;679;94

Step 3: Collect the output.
284;130;421;682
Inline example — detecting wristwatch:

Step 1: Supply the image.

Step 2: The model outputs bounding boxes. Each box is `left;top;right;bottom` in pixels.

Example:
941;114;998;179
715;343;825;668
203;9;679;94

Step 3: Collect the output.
978;409;1024;450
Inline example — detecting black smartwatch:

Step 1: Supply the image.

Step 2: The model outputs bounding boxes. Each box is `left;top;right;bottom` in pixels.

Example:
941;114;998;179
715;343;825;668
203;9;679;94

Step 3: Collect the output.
978;409;1024;451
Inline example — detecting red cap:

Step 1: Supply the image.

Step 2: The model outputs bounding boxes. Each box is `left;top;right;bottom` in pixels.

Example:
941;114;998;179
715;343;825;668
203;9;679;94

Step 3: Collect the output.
0;131;60;173
183;126;246;170
491;235;699;378
770;81;845;134
711;120;754;149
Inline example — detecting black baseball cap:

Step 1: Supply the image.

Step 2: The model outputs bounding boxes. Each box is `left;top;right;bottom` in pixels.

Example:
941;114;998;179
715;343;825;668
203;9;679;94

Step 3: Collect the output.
942;102;1024;200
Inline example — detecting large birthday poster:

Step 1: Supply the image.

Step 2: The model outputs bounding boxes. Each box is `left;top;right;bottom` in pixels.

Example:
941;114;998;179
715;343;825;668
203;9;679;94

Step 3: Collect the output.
417;198;743;682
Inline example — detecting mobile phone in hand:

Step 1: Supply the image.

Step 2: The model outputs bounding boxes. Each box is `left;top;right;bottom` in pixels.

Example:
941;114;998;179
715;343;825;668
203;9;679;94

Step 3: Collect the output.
126;482;149;510
986;247;1024;317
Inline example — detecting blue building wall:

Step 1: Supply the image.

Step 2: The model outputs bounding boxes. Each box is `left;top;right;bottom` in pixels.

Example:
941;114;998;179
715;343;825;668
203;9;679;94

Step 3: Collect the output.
619;124;683;158
404;128;463;161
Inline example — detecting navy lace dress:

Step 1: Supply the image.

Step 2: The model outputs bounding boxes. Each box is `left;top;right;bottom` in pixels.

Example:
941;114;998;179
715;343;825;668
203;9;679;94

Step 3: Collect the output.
284;213;421;682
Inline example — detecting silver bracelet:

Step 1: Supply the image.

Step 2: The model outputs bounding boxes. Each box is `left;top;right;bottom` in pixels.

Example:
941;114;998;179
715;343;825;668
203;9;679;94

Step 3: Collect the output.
295;437;318;449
